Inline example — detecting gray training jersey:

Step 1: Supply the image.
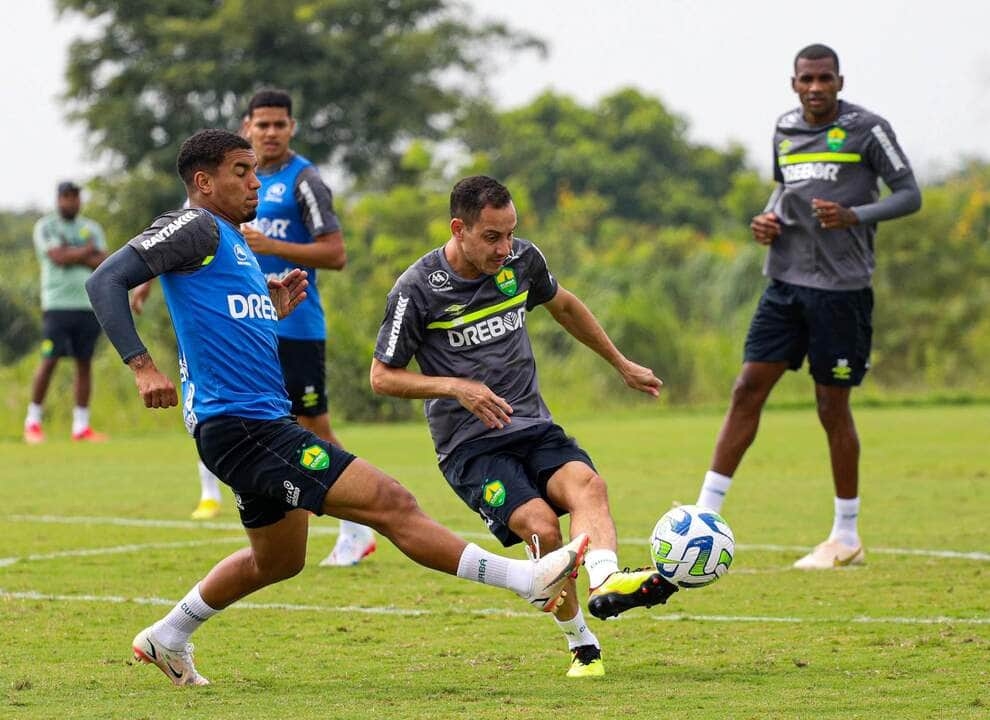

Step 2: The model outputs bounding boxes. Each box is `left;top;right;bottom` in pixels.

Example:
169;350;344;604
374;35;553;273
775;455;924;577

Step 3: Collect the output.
374;238;559;462
767;100;915;290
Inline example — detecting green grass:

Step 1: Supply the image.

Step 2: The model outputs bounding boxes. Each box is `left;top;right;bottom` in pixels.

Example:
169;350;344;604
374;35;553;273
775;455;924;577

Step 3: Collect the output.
1;405;988;719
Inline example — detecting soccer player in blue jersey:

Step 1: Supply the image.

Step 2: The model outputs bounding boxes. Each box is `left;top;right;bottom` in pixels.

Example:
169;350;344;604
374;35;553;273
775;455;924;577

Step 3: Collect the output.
86;129;588;686
240;89;375;566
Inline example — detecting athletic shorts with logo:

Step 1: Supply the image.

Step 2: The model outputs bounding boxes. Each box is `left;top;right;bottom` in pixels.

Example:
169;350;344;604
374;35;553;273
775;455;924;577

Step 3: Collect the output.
745;279;873;386
441;422;595;547
41;309;102;359
277;338;328;416
195;415;355;528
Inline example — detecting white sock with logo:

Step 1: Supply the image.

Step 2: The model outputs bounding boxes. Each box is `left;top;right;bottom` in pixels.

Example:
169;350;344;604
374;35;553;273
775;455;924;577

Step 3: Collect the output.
584;549;619;589
554;608;599;650
829;496;861;547
455;543;532;596
153;584;219;650
25;403;43;426
697;470;732;512
71;406;90;435
197;461;222;503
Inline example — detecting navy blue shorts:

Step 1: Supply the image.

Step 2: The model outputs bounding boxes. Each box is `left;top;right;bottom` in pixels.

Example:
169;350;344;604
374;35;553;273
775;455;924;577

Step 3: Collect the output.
41;310;102;360
441;423;595;547
195;415;355;528
745;279;873;386
277;338;328;417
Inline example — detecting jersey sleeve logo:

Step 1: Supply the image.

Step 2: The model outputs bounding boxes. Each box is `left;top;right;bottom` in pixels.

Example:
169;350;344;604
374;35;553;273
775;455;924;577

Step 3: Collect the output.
495;267;518;296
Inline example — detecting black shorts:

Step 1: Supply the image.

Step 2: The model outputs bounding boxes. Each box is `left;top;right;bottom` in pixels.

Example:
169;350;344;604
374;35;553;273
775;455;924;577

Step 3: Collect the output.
195;415;356;529
744;279;873;387
441;423;595;547
277;338;327;417
41;310;102;360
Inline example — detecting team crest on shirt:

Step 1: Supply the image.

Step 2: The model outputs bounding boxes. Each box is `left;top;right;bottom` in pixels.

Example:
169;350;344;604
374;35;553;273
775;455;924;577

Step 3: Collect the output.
778;139;793;155
495;267;517;296
263;182;287;203
827;127;847;151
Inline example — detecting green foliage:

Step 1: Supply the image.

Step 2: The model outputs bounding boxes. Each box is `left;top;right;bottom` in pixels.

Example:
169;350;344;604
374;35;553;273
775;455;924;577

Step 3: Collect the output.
56;0;543;179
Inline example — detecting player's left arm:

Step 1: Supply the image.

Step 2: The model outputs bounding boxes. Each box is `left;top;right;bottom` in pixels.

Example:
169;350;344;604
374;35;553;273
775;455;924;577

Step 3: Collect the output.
813;119;922;229
544;286;662;398
243;166;346;269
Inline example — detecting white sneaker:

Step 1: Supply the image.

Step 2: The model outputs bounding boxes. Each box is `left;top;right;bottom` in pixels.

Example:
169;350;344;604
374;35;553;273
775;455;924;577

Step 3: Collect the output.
132;626;210;686
520;533;590;612
319;529;377;567
793;539;865;570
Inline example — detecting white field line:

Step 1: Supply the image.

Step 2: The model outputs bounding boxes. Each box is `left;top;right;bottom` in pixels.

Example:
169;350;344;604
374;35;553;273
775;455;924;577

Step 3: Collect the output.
1;588;987;626
6;514;990;562
0;536;247;568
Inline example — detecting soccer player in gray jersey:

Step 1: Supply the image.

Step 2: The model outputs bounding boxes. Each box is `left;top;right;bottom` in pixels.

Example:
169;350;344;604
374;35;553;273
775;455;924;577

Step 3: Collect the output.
370;175;674;678
695;44;921;569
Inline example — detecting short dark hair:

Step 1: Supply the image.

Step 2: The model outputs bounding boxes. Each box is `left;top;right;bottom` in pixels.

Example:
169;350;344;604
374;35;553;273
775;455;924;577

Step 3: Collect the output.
247;88;293;117
794;44;840;74
176;129;252;185
450;176;512;227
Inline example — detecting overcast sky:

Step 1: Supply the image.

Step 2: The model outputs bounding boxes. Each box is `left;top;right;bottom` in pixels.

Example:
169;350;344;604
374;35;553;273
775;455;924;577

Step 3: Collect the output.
6;1;989;210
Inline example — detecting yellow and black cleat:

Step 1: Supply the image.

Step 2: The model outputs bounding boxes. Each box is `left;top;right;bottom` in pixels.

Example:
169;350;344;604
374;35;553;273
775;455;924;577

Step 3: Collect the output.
566;644;604;678
588;568;678;620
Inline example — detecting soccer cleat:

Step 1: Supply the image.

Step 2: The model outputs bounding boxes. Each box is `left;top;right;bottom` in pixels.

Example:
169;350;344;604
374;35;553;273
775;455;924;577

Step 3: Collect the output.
520;533;590;612
72;427;108;442
319;532;377;567
23;422;44;445
587;567;678;620
131;626;210;686
793;539;865;570
566;644;605;678
190;499;221;520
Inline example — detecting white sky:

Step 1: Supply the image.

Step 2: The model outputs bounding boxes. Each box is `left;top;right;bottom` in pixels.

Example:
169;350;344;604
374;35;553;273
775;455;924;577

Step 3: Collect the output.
4;0;989;210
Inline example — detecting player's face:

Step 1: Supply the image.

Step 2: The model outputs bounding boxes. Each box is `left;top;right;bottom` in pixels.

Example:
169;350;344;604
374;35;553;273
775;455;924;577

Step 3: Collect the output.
792;57;843;123
212;148;262;223
57;192;80;220
455;203;517;276
246;106;296;164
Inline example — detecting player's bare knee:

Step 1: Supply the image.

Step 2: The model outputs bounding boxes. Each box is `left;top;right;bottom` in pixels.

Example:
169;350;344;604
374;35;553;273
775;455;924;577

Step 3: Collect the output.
730;375;767;411
375;479;422;530
523;517;563;551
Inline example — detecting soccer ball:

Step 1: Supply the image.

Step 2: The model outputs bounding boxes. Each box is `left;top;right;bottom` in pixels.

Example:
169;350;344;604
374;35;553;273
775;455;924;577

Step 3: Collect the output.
650;504;735;589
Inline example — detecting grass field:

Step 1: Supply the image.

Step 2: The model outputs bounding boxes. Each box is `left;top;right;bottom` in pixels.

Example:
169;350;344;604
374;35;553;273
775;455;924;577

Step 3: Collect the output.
1;405;987;719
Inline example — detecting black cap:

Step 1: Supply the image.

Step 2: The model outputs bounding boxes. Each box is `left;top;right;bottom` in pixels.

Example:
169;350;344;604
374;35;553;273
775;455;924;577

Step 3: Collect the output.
57;181;81;195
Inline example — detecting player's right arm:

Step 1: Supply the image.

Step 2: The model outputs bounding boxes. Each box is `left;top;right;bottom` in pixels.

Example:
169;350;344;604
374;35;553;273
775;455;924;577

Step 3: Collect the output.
368;287;512;430
751;185;783;245
85;209;220;409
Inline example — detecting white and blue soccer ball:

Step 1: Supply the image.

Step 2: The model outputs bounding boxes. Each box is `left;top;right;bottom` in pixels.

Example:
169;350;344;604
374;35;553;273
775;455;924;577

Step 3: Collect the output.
650;504;735;589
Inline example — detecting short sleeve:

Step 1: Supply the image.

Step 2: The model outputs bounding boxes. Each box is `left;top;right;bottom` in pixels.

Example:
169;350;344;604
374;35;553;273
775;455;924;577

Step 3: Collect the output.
373;286;427;368
524;242;558;310
863;119;913;184
126;209;220;276
295;165;341;238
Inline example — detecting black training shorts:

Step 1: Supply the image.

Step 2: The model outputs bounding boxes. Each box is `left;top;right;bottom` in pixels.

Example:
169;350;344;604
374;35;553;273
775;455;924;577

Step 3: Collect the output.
41;310;102;360
441;422;595;547
744;279;873;387
195;415;356;528
277;338;328;417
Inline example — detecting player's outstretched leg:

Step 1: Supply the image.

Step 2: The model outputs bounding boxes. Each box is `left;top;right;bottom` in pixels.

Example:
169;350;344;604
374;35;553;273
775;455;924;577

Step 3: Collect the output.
323;458;589;611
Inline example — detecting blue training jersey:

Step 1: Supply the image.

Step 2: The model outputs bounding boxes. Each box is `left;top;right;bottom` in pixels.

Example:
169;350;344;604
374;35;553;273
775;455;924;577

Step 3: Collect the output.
153;210;291;433
253;153;340;341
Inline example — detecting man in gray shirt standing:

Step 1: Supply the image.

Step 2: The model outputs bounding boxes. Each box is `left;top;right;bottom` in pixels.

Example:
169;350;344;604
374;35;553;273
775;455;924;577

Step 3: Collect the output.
370;175;673;678
695;44;921;569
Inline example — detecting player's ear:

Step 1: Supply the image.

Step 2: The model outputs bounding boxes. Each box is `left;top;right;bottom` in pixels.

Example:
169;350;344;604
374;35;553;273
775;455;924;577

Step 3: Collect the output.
836;74;844;93
192;169;213;196
450;217;465;239
290;118;297;137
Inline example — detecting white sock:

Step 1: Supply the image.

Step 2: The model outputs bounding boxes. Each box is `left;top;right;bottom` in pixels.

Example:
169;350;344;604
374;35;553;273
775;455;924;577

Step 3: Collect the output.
697;470;732;512
71;406;90;435
25;403;43;426
554;608;599;650
829;496;861;547
455;543;533;596
338;519;374;543
584;549;619;589
152;583;219;650
197;461;222;503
